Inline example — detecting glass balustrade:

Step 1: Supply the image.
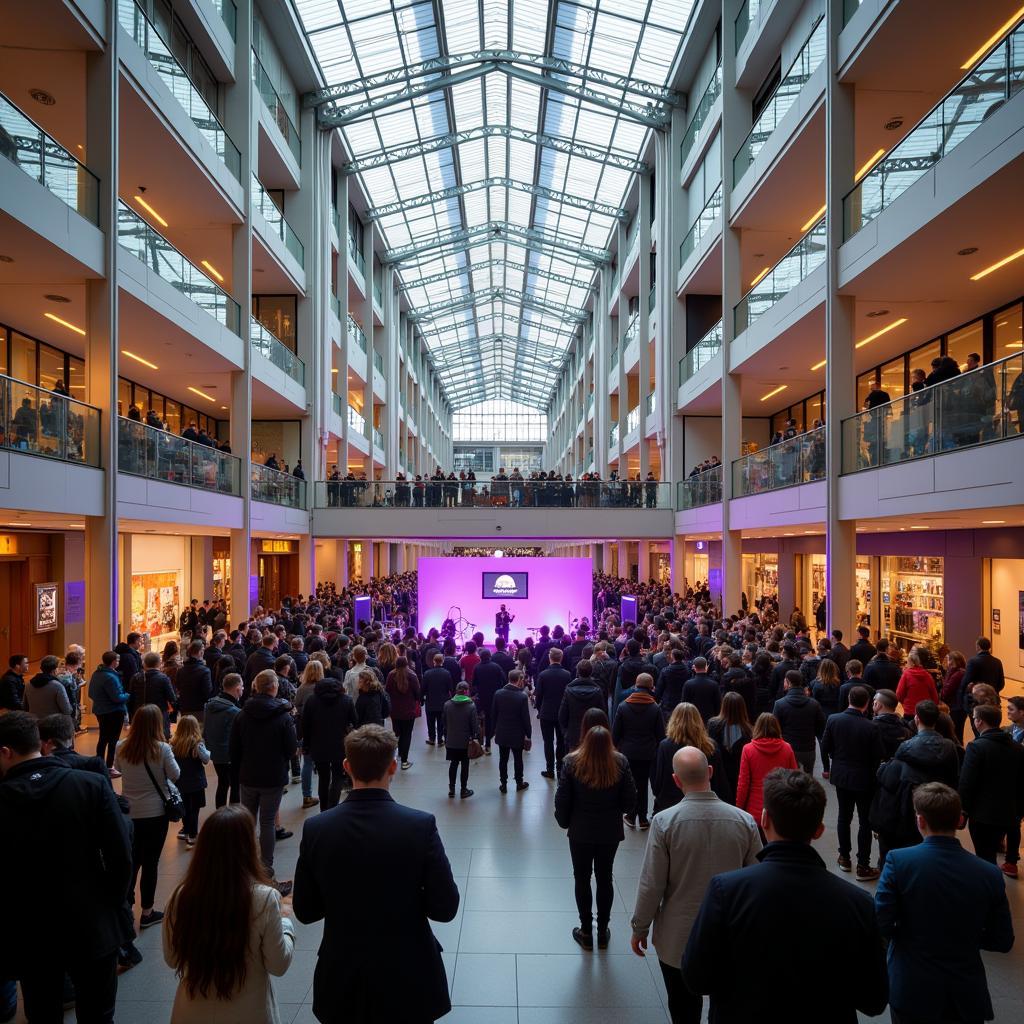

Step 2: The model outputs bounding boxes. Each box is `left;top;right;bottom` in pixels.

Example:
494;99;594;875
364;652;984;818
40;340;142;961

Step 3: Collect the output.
216;0;237;38
348;316;367;353
734;215;826;335
373;427;384;450
315;478;674;509
348;233;365;275
0;91;99;222
347;405;365;435
373;282;383;307
117;417;240;494
373;350;384;375
251;50;301;164
625;220;640;263
1;375;101;466
844;15;1024;237
251;175;304;267
621;313;639;347
332;391;343;418
610;344;619;371
842;352;1024;472
648;287;656;314
118;202;242;334
119;0;240;180
250;318;305;386
679;183;723;267
678;464;723;509
733;16;826;185
330;293;341;319
679;321;723;385
646;393;656;417
626;405;640;434
733;427;826;496
843;0;863;24
251;461;306;508
609;422;620;447
734;0;760;51
586;392;594;411
680;64;722;169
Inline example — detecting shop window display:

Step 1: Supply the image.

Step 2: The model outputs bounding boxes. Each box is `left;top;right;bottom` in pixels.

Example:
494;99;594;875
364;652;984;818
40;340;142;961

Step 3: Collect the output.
130;571;182;646
882;556;944;653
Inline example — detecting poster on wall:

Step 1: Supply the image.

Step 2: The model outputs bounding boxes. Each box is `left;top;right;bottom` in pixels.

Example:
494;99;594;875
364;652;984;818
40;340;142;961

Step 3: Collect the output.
34;583;58;633
130;572;181;640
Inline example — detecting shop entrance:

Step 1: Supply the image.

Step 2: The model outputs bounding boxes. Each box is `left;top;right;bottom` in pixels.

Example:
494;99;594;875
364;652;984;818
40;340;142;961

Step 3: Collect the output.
0;561;29;663
257;540;298;608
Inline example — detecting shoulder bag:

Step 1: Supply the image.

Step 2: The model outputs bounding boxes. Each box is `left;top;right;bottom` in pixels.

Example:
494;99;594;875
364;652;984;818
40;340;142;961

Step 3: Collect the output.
467;738;484;760
143;756;185;822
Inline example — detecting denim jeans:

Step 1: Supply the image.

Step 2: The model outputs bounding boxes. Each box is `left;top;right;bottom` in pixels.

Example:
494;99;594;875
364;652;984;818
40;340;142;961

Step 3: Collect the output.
240;784;284;877
301;750;315;799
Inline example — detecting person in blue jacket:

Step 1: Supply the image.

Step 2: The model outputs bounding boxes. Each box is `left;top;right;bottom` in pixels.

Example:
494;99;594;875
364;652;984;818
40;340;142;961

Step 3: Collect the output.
88;650;130;774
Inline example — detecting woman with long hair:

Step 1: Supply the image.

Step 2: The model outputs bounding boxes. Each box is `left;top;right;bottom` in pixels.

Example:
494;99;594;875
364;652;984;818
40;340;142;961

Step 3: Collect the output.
295;660;323;809
376;642;398;680
163;805;294;1022
554;725;636;951
940;650;968;743
751;652;775;715
170;715;210;847
811;658;842;778
385;656;421;770
651;703;729;813
708;692;753;804
115;703;181;929
161;640;182;687
578;707;609;745
735;713;798;833
355;668;390;726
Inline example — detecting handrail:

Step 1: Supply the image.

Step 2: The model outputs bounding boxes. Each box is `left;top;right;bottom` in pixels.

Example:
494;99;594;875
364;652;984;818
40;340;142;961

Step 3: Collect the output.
609;422;620;446
843;13;1024;237
621;312;639;347
348;316;368;353
680;64;722;169
0;90;99;222
841;350;1024;473
626;405;640;434
251;175;304;267
348;232;366;274
250;317;305;386
679;320;723;384
251;461;306;508
734;0;761;51
348;405;365;435
215;0;237;38
117;416;240;494
679;182;723;267
251;49;301;164
678;464;723;509
733;426;826;496
0;374;101;467
373;427;385;449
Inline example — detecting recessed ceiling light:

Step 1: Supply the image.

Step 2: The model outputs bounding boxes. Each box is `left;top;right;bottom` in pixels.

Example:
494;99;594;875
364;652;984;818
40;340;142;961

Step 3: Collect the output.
811;358;827;371
910;525;929;530
982;520;1005;524
958;247;978;256
133;195;168;227
884;117;904;131
961;6;1024;68
866;309;890;318
30;88;55;106
0;255;13;263
760;384;787;402
44;294;71;303
800;204;827;232
750;266;771;287
855;149;886;182
200;260;224;282
43;312;86;336
856;317;908;349
122;349;158;370
220;405;228;410
783;532;794;537
970;246;1024;281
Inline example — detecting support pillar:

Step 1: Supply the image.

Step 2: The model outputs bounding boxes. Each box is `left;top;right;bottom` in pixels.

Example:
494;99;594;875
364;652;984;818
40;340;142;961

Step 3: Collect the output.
602;542;614;575
778;546;797;621
298;535;315;598
637;541;651;583
671;534;686;595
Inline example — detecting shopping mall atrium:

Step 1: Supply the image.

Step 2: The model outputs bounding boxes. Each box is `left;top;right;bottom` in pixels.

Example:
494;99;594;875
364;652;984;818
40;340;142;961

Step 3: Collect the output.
1;0;1023;1019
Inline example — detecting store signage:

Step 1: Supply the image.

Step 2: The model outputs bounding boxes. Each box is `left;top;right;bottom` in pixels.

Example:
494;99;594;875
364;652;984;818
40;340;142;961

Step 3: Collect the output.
260;539;296;553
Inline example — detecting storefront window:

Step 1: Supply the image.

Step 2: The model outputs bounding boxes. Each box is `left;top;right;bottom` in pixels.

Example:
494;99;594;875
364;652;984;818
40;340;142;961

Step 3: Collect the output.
38;343;64;392
994;303;1022;358
946;318;983;372
855;556;872;629
806;393;824;427
0;326;7;377
10;332;35;384
743;553;779;605
856;370;877;410
118;379;132;417
130;570;183;646
164;399;181;435
68;356;85;400
907;338;940;384
881;556;944;653
878;354;906;401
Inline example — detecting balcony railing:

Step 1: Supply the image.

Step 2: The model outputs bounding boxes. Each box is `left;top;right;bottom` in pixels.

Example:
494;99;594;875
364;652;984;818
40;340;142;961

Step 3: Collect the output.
626;405;640;434
678;464;723;509
646;392;656;417
648;286;657;315
215;0;237;38
314;478;674;509
610;344;619;372
251;175;304;267
625;219;640;263
348;316;367;353
734;215;826;336
118;201;242;335
0;91;99;222
1;375;101;467
251;50;301;164
680;64;722;169
373;282;383;307
679;183;723;267
373;427;384;450
609;422;620;447
844;14;1024;238
119;0;240;180
117;417;240;494
373;350;384;375
621;313;639;347
348;405;365;435
842;352;1024;473
734;0;760;51
330;292;341;319
348;233;365;275
733;15;826;185
843;0;863;24
332;391;343;418
251;318;304;386
679;320;723;385
733;427;826;496
586;391;594;411
251;461;306;508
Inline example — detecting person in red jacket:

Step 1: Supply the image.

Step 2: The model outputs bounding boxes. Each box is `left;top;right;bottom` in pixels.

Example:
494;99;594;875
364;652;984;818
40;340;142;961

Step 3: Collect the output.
895;652;939;722
736;713;798;834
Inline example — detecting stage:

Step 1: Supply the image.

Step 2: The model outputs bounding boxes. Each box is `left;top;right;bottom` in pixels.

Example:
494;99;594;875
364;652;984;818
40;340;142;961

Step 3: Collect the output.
417;557;593;645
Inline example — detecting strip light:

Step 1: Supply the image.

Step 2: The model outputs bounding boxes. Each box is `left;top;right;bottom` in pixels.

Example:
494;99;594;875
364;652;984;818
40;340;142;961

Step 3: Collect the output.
200;260;224;282
969;246;1024;281
133;195;168;227
188;386;216;403
800;205;827;233
855;317;908;349
750;266;771;287
122;350;158;370
855;149;886;182
961;6;1024;68
43;312;86;336
760;384;787;402
811;358;827;371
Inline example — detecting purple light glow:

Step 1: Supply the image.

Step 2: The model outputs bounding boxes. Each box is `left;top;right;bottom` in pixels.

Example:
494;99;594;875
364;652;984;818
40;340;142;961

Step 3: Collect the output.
418;557;593;644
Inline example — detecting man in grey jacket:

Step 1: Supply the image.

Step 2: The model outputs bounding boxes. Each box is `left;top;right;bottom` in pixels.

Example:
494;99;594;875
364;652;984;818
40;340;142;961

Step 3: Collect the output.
630;747;762;1024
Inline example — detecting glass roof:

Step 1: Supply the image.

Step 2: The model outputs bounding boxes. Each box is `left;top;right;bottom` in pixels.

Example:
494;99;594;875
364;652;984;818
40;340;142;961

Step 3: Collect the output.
294;0;690;409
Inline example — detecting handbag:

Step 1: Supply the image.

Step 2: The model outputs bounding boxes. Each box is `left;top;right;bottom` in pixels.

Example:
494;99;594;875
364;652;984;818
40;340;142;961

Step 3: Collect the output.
144;758;185;822
467;738;484;760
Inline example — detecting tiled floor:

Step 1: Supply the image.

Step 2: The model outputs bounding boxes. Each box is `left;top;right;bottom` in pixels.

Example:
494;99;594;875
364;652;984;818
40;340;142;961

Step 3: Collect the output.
22;714;1024;1023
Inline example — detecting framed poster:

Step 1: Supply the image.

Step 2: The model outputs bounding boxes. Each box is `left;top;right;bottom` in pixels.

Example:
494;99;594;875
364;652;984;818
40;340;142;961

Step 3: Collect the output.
35;582;58;633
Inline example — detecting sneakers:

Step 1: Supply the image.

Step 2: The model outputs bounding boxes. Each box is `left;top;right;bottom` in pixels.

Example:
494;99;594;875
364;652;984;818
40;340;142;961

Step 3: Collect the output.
856;864;881;881
273;880;293;898
572;927;594;951
638;818;650;831
460;788;474;799
597;927;611;950
139;910;164;930
499;783;508;794
117;943;143;969
837;855;852;873
516;781;530;792
302;796;318;809
425;739;435;746
177;829;188;841
186;838;196;849
1001;861;1018;879
623;815;637;830
541;770;555;780
275;828;293;841
401;761;413;770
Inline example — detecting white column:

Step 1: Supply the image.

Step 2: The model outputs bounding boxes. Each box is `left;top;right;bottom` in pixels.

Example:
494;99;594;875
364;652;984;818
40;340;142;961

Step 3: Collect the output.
637;541;651;583
363;221;375;454
670;535;686;595
637;172;652;480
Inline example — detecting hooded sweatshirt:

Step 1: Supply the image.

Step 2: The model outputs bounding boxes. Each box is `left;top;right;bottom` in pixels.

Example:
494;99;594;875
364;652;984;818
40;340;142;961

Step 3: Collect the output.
23;672;72;718
301;679;357;762
558;680;606;749
895;666;938;718
736;737;799;819
229;693;297;788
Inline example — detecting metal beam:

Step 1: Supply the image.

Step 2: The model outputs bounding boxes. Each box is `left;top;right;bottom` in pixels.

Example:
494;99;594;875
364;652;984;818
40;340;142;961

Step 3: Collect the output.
367;176;628;222
405;256;585;292
342;124;650;175
406;287;589;324
427;334;569;367
418;310;579;341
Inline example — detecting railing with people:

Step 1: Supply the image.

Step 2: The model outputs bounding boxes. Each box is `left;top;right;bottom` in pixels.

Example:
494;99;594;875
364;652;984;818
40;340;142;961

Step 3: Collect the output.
1;375;101;467
314;477;674;509
679;320;723;384
842;351;1024;472
251;461;306;508
678;463;723;509
118;417;241;494
733;426;826;496
680;64;722;169
251;317;305;386
679;182;723;267
844;13;1024;237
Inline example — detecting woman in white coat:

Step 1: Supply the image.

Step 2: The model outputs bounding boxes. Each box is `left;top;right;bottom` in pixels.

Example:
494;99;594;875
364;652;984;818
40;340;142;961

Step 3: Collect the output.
163;804;295;1023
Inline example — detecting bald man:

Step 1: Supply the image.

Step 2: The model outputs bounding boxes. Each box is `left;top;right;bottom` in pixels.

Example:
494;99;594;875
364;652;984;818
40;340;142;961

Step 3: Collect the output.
630;747;762;1024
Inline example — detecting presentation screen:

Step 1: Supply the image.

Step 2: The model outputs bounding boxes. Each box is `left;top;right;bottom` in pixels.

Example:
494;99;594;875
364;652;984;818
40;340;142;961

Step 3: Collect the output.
620;594;638;624
353;595;372;626
482;571;529;600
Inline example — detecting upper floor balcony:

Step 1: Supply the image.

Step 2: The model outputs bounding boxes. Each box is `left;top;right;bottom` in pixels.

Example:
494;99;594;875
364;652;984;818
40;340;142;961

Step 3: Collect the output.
251;461;307;509
680;64;722;177
251;49;301;170
679;321;723;388
677;464;722;510
734;427;825;496
251;175;305;274
678;182;722;286
250;318;305;410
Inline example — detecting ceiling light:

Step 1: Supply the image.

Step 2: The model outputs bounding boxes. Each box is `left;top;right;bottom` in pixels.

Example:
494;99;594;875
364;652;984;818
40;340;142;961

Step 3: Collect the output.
783;532;794;537
187;386;217;402
1006;342;1023;349
800;205;826;233
982;520;1006;524
866;309;890;318
122;349;158;370
44;294;71;303
856;317;908;349
811;358;827;371
910;525;929;530
760;384;787;402
43;312;86;336
961;5;1024;68
970;246;1024;281
133;195;168;227
750;266;771;287
30;88;55;106
200;260;224;282
220;405;228;410
958;247;978;256
855;149;886;182
884;117;904;131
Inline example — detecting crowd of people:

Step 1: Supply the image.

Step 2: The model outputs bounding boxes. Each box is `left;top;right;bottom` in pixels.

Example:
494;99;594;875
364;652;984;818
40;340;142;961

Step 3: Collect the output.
0;570;1021;1024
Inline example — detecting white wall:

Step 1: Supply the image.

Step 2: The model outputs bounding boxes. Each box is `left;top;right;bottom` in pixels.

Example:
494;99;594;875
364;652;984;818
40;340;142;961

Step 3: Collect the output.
990;558;1024;692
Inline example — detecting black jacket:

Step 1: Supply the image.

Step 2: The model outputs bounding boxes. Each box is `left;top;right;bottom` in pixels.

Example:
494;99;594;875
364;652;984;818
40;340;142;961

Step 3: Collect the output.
490;684;532;749
243;647;277;694
114;642;142;692
849;638;876;666
651;736;731;813
772;691;826;754
534;666;571;722
874;711;912;758
0;757;132;968
769;657;799;702
611;694;665;761
472;661;506;720
681;675;721;724
872;730;960;839
354;688;389;727
554;751;636;843
229;693;298;788
175;656;213;714
293;789;459;1024
302;680;357;763
654;662;690;717
558;681;606;750
0;669;24;710
682;842;887;1024
961;651;1005;695
422;667;454;710
820;708;885;792
707;719;750;804
721;668;757;723
863;654;902;693
959;728;1024;827
128;669;177;730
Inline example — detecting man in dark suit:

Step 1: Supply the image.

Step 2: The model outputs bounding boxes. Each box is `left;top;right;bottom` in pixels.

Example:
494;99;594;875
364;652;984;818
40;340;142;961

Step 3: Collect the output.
680;657;720;724
294;725;460;1024
534;647;571;780
875;783;1013;1024
848;625;875;667
472;648;506;754
961;636;1005;695
682;768;888;1023
563;630;589;676
494;604;514;645
492;637;516;676
490;669;532;793
422;652;454;746
820;686;885;879
863;639;902;693
243;633;278;699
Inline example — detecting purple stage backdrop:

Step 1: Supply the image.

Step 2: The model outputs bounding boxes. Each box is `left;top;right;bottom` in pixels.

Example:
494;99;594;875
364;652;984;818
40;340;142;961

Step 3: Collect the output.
418;557;593;645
